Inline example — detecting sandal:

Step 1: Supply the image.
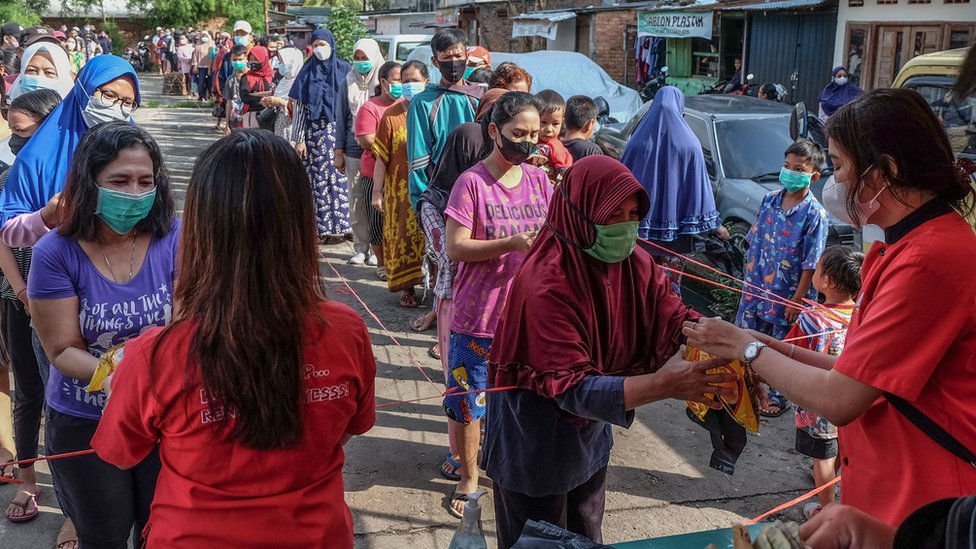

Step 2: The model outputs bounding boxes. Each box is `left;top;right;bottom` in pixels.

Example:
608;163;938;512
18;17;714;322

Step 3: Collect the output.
410;312;436;332
0;447;15;480
440;453;462;481
376;267;388;281
802;502;822;520
6;489;41;523
399;292;418;308
428;344;441;361
57;518;78;549
448;488;469;519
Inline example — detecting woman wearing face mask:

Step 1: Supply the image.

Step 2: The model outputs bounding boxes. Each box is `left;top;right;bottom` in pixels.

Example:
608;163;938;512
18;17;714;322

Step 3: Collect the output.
443;91;553;518
685;89;976;529
7;42;74;101
260;47;304;142
191;32;215;101
0;54;140;249
64;38;86;76
29;121;177;549
238;45;273;128
371;61;431;325
485;156;734;547
290;29;352;243
337;38;385;265
818;66;863;121
354;60;400;282
0;89;61;526
176;35;195;97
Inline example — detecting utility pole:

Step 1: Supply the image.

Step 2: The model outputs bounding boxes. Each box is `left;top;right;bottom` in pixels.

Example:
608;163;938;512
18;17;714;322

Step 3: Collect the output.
264;0;271;34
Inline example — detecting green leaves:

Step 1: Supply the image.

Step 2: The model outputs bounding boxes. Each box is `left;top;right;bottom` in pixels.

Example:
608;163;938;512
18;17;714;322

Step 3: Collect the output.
0;2;42;26
326;6;367;62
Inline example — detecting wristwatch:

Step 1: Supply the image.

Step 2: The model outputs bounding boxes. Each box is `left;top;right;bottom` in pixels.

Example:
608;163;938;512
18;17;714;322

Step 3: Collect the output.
742;341;767;368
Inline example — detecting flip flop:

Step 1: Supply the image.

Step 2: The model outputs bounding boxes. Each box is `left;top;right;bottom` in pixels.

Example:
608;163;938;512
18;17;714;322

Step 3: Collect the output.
6;489;41;523
760;403;793;418
399;292;418;308
448;489;469;519
376;267;388;281
428;344;441;361
440;453;462;481
0;448;15;480
411;313;436;332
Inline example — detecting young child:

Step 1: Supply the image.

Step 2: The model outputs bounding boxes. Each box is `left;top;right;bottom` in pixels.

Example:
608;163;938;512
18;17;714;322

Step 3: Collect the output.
735;138;828;415
223;45;249;136
785;245;863;518
529;89;573;183
561;95;603;162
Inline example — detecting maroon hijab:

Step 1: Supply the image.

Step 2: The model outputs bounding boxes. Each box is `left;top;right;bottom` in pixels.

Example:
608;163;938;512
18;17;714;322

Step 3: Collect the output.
490;156;699;398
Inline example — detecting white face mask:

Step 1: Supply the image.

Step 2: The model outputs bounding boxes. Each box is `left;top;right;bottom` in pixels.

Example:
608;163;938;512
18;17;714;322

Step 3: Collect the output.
833;76;849;86
313;44;332;62
821;165;887;227
82;94;129;128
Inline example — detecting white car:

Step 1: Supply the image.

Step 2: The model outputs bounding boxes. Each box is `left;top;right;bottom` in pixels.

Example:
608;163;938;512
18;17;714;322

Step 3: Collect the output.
406;46;643;123
373;34;433;64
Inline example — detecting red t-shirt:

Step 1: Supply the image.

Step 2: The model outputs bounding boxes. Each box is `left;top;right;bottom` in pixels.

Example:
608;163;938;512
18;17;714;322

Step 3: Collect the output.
355;96;401;179
92;301;376;548
834;211;976;525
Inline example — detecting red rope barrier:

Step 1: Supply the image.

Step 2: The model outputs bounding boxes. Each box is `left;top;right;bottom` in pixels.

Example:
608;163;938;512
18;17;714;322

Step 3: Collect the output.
745;475;842;524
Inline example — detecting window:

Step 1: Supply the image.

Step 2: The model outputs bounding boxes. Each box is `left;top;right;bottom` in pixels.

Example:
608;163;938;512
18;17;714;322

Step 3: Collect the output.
684;115;716;177
944;0;970;3
876;0;897;4
714;117;794;180
908;0;931;3
846;27;866;86
691;37;719;78
848;0;864;5
902;78;975;158
949;30;971;49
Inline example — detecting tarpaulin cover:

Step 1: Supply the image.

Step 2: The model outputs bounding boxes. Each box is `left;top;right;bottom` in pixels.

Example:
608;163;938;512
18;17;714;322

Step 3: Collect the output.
406;46;644;123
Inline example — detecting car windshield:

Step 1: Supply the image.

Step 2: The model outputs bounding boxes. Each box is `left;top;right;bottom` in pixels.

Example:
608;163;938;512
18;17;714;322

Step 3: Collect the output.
903;78;975;159
397;42;426;61
715;117;793;179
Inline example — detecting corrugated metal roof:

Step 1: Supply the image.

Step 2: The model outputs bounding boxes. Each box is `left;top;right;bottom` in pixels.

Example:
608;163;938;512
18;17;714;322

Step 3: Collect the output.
717;0;836;11
512;11;577;22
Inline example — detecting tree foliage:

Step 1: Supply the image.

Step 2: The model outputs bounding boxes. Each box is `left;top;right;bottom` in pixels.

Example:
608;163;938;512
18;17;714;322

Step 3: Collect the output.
0;1;43;26
122;0;266;34
304;0;362;11
326;5;367;62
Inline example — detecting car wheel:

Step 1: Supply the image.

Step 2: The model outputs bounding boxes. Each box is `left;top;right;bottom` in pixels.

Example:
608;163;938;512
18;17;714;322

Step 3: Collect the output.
726;221;751;272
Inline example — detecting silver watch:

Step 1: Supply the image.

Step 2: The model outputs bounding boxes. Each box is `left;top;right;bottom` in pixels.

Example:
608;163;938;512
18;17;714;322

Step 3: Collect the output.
742;341;767;368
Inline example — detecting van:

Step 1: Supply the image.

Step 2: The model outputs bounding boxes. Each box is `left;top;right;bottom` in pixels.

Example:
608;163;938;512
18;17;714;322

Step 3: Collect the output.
372;34;432;63
893;47;973;159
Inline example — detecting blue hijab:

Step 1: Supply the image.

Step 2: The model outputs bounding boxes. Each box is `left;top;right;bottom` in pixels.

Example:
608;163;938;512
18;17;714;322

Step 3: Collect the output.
0;55;140;224
818;66;863;117
620;86;718;242
289;29;350;122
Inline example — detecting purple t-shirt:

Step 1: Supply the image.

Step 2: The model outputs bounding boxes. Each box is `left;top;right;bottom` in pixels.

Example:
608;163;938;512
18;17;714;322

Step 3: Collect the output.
445;162;553;338
28;224;180;420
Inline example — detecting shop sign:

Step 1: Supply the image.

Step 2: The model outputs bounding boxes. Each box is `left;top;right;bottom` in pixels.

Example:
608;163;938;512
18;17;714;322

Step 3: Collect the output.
637;11;713;39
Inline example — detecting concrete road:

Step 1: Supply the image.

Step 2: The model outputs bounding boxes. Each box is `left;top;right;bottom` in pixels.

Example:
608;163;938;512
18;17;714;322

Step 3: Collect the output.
0;74;813;549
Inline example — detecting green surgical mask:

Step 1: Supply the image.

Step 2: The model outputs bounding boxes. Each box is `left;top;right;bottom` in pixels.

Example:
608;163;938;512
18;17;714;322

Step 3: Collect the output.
583;221;639;264
232;60;247;71
95;187;157;235
354;61;373;74
779;167;813;192
463;66;475;80
388;83;403;99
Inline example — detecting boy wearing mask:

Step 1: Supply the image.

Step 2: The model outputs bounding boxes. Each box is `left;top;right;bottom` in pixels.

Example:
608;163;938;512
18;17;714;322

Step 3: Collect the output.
223;45;248;135
561;95;603;162
735;139;828;416
405;28;484;208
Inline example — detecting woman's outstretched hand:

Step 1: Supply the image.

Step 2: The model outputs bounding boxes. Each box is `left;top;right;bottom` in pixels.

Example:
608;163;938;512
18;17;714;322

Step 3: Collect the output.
682;317;756;361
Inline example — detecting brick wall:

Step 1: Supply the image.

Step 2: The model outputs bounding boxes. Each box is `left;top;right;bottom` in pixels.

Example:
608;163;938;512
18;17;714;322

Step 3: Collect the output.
589;10;636;88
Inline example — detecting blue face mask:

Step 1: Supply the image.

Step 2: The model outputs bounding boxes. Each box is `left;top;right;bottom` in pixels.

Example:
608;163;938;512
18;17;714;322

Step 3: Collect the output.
779;167;814;192
18;74;57;94
233;35;249;47
402;81;426;101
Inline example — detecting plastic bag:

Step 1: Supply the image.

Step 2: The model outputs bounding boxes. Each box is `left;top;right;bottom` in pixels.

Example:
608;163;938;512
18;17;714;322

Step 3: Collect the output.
685;346;760;434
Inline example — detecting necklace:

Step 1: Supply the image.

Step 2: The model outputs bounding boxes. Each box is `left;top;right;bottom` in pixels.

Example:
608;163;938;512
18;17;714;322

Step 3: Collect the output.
98;234;137;283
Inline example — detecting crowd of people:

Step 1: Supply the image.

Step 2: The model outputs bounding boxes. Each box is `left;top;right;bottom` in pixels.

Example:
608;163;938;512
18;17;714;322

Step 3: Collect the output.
0;14;974;549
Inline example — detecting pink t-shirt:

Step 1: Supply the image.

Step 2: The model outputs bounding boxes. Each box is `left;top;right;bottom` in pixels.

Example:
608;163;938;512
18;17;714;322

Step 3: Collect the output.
444;162;553;338
355;96;401;179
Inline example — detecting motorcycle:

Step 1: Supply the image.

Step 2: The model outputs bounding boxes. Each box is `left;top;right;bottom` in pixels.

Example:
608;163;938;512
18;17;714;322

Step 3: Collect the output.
639;66;668;103
701;73;755;95
727;74;756;96
123;37;151;72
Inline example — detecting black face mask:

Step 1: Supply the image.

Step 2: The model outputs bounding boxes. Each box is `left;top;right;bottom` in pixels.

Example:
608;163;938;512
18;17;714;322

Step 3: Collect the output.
437;59;467;83
8;134;28;156
496;131;536;165
249;61;263;71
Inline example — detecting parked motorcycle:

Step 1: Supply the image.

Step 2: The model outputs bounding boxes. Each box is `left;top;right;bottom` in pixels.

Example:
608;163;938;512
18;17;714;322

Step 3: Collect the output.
640;66;668;103
727;74;756;96
123;37;151;72
700;73;755;96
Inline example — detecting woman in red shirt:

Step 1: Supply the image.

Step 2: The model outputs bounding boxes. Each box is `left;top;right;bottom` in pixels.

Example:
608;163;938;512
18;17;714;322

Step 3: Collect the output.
685;89;976;530
91;130;376;548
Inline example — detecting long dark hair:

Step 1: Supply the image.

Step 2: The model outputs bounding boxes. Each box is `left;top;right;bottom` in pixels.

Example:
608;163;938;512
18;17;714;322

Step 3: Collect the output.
174;129;325;450
59;122;175;241
9;88;61;121
479;91;541;159
825;88;975;220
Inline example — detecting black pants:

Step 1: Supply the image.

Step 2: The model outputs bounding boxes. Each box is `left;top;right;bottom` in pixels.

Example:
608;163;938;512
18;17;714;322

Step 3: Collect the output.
493;466;608;549
47;409;160;549
197;67;210;100
6;299;44;465
360;176;384;247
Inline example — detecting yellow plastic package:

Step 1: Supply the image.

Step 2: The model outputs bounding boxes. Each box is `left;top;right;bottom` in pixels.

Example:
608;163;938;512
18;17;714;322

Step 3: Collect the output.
86;344;125;393
684;346;761;434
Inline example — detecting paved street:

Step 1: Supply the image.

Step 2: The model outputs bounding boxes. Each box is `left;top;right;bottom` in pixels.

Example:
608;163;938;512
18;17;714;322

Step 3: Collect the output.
0;74;814;549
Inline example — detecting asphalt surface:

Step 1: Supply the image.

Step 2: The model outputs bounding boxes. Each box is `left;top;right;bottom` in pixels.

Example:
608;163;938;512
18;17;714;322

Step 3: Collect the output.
0;74;814;549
